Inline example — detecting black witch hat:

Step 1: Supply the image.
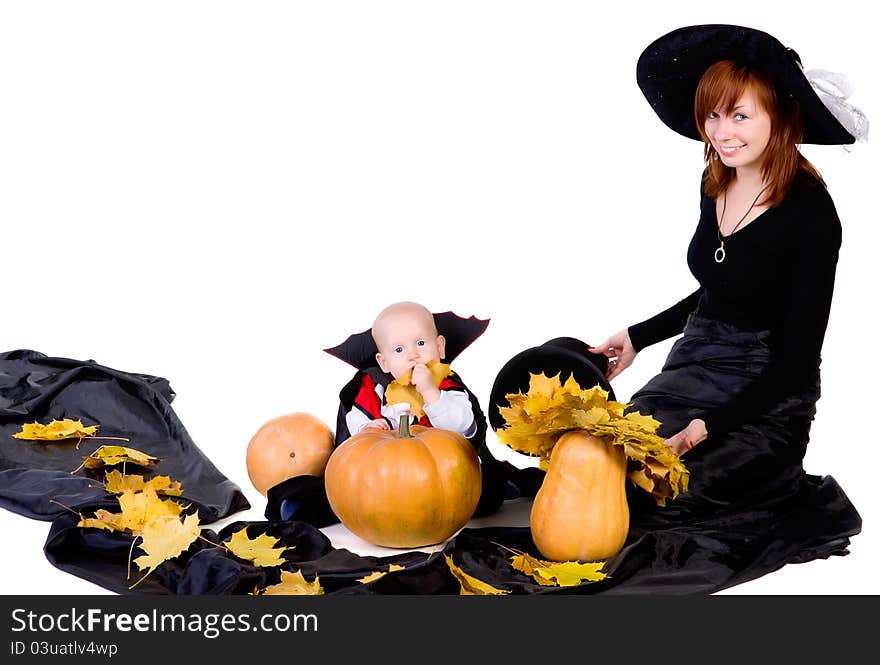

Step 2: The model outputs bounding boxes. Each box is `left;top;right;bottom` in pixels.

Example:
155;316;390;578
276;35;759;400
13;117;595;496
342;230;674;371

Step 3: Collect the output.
636;24;861;145
324;311;489;370
487;336;613;432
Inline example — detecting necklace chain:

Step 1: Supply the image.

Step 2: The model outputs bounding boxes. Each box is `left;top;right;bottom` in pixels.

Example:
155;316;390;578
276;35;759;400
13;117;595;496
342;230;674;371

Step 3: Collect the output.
714;184;769;264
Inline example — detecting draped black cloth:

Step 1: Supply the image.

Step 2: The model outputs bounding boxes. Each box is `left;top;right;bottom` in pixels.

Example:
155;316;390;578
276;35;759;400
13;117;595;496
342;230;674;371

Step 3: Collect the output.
0;350;249;522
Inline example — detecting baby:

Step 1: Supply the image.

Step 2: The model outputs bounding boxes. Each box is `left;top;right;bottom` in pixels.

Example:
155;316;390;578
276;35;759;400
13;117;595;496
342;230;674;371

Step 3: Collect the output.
344;301;477;438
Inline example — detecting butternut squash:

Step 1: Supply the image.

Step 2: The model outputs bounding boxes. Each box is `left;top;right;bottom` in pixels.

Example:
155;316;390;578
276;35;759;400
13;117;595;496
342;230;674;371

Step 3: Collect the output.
530;429;629;561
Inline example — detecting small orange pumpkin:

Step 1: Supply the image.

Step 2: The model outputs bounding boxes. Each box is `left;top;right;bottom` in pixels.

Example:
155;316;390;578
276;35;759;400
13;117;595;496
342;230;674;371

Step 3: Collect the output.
324;418;482;548
245;412;335;497
530;429;629;561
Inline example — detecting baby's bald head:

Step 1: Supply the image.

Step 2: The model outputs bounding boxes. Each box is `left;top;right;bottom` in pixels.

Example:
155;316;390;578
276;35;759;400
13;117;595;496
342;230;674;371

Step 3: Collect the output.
372;302;436;341
371;302;445;378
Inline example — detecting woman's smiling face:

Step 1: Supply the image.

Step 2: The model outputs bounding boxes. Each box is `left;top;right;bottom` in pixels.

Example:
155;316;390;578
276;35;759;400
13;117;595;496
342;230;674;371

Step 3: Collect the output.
704;89;772;171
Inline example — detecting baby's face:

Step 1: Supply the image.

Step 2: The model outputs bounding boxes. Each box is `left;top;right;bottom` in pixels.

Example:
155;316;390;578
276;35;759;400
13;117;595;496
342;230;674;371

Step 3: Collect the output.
373;311;446;379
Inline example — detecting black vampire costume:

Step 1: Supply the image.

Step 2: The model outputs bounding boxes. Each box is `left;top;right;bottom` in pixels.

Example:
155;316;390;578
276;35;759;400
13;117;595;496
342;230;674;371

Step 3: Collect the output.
0;349;249;523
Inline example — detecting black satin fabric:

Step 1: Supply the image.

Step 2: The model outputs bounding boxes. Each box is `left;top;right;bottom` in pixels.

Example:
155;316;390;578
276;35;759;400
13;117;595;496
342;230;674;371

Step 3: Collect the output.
0;350;250;522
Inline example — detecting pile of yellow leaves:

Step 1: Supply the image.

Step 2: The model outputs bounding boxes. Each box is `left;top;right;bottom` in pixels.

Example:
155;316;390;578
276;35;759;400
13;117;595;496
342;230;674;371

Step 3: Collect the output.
384;361;452;418
76;469;317;591
78;480;200;589
496;373;688;505
74;465;422;594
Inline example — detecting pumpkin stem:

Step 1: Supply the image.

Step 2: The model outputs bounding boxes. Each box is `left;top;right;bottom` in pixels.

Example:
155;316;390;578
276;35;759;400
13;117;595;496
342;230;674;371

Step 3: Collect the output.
398;414;413;438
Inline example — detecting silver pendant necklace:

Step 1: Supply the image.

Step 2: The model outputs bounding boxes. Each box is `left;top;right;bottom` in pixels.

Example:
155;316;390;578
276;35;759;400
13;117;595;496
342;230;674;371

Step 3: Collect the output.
715;184;769;264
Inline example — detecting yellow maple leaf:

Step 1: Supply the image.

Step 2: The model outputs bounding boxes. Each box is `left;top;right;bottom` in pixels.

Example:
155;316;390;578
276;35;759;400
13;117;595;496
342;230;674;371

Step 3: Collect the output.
116;487;184;530
510;553;557;586
13;418;131;451
531;561;607;586
13;418;99;441
73;445;159;474
224;528;293;567
77;511;127;533
445;554;510;595
357;564;406;584
130;513;201;588
78;486;184;534
104;470;183;496
496;372;689;504
509;551;607;587
384;361;452;418
257;570;324;596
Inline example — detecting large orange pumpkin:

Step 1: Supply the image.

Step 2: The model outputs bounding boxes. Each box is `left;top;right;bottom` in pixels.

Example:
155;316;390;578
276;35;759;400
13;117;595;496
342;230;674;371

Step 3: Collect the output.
324;418;482;548
246;412;335;497
530;429;629;561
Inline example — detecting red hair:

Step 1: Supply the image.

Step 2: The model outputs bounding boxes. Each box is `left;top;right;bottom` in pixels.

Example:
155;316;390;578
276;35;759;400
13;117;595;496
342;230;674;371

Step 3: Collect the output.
695;60;824;207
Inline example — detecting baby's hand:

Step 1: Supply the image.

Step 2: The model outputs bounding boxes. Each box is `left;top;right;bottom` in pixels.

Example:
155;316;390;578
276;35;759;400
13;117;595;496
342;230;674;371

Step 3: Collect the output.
362;418;390;431
411;363;441;406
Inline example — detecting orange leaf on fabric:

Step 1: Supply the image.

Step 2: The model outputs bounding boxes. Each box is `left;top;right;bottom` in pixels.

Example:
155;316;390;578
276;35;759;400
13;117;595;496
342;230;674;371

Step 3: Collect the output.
384;361;452;418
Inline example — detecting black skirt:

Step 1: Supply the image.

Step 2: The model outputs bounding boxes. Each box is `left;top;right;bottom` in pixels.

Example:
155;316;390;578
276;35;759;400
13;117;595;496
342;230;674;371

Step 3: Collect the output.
625;311;851;522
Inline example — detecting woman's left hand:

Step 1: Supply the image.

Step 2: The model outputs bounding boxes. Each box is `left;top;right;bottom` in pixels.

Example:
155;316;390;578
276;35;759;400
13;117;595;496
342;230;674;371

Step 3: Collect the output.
664;419;708;455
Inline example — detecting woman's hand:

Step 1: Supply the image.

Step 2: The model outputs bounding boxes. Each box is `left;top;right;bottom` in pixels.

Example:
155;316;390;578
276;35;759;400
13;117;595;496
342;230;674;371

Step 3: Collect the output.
663;419;707;455
588;329;637;381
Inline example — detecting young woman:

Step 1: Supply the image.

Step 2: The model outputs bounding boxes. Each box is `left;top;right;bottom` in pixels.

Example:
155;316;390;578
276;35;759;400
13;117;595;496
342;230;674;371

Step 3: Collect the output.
590;24;867;514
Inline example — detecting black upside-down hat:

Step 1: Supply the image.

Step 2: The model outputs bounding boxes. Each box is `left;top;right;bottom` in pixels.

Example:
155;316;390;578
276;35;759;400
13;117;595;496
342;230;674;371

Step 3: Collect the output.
636;24;857;145
488;337;613;432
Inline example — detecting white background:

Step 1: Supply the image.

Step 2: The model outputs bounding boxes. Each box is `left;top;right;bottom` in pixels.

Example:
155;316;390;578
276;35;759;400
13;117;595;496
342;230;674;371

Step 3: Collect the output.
1;1;875;595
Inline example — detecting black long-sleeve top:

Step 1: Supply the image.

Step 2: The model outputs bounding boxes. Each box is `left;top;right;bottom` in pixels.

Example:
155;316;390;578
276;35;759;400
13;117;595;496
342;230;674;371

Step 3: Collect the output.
628;171;841;435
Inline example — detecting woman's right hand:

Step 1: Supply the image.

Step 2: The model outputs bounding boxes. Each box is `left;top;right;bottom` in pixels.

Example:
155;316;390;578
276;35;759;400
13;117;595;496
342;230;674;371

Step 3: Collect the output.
588;329;637;381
